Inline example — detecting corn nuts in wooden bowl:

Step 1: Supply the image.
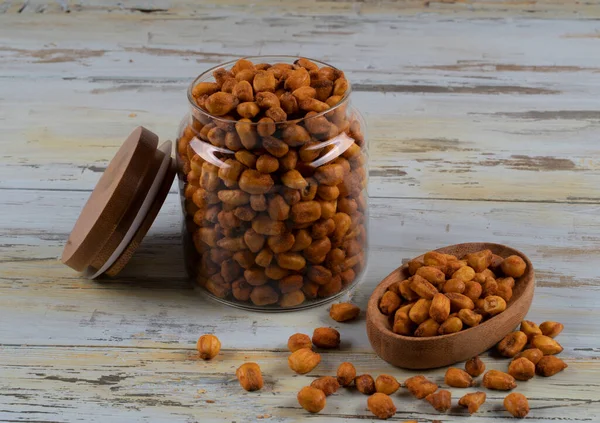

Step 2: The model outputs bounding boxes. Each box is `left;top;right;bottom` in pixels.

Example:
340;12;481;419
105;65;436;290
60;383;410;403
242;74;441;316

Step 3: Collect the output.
366;243;535;369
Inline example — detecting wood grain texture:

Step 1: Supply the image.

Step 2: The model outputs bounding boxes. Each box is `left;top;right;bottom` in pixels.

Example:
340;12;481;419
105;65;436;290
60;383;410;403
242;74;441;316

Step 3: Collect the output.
2;0;600;18
1;12;600;201
2;347;598;422
1;0;599;421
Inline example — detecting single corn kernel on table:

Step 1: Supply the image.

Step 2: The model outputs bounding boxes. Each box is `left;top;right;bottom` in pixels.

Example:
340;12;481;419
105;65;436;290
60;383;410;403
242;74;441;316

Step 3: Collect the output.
1;1;600;422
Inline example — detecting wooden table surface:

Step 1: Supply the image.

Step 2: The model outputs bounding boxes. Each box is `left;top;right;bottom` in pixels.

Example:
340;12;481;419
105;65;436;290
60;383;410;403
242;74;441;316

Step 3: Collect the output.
2;1;600;422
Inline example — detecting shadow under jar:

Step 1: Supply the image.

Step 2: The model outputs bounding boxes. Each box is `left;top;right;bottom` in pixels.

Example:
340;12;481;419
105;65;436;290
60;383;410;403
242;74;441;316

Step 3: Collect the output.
176;56;368;311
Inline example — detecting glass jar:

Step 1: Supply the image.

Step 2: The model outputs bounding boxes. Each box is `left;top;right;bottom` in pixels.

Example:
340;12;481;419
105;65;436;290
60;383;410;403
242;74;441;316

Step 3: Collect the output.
175;56;368;311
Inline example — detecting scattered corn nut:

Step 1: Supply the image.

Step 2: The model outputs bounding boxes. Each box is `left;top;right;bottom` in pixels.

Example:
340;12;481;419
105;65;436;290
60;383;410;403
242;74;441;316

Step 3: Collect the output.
196;334;221;360
288;348;321;374
236;362;263;391
514;348;544;365
508;357;536;381
503;392;529;418
367;393;396;420
287;333;312;352
336;362;356;387
465;355;486;377
312;327;340;349
404;375;438;399
375;375;400;395
497;331;528;357
425;389;451;413
329;303;360;322
539;321;564;338
445;367;473;388
536;355;568;377
458;392;486;415
297;386;326;413
310;376;339;396
531;334;564;355
482;370;516;390
520;320;543;340
355;374;376;395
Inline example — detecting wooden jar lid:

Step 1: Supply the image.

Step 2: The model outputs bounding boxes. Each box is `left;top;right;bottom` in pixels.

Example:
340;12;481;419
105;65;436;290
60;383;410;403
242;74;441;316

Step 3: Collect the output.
61;127;175;277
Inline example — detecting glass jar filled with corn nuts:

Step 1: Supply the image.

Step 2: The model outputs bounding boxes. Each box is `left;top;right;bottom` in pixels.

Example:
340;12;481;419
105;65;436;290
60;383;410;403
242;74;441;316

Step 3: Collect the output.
176;56;368;310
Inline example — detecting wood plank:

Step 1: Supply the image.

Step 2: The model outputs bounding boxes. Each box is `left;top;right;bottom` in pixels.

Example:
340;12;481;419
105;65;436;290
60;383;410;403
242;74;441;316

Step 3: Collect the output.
3;13;600;88
2;0;600;18
1;78;600;202
3;191;600;290
1;191;598;350
1;346;597;422
1;4;599;421
2;13;600;201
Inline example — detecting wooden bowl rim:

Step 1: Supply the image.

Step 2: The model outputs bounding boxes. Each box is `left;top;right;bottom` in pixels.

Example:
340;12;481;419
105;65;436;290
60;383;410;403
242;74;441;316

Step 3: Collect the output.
368;242;535;343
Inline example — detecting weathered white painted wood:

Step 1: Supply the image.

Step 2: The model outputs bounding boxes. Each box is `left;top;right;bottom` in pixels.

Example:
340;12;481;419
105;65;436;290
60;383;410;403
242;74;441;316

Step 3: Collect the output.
3;12;600;91
3;0;600;19
2;191;600;290
2;80;600;201
1;191;599;351
1;1;599;421
1;347;597;422
2;12;600;201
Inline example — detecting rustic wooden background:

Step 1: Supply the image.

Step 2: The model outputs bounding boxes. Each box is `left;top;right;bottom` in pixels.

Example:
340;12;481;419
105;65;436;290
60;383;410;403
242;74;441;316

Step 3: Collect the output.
1;0;599;421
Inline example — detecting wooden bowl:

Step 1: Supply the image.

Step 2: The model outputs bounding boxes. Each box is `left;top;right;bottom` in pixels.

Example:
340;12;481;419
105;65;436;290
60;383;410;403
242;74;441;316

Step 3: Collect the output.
366;243;535;369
